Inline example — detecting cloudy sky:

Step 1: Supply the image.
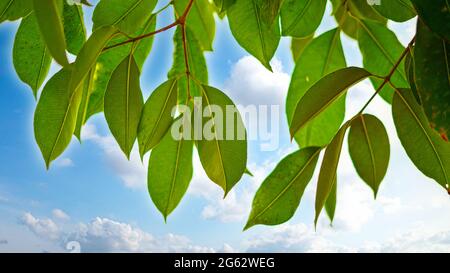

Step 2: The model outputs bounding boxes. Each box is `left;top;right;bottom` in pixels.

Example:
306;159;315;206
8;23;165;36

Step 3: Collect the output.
0;1;449;253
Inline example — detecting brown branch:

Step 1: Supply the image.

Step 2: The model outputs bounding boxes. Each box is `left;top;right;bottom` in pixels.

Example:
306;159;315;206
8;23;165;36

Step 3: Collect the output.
102;0;195;52
358;36;416;114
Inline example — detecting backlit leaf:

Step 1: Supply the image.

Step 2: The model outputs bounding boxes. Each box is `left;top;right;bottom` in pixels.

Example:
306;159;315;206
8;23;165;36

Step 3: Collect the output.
287;28;347;148
290;34;313;62
348;114;390;197
0;0;32;23
104;54;144;158
196;85;247;195
227;0;281;70
33;0;68;66
325;178;337;224
92;0;157;35
245;147;321;229
63;1;86;55
138;79;178;158
281;0;326;38
148;126;193;220
358;20;409;103
174;0;215;51
290;67;372;139
393;89;450;190
13;12;51;97
372;0;416;22
34;66;83;168
315;122;350;226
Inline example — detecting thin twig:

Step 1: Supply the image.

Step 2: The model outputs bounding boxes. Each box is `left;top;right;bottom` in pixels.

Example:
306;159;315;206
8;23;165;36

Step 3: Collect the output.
358;36;416;114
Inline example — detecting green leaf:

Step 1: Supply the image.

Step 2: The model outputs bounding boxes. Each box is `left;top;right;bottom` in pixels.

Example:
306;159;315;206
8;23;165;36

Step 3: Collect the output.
138;79;178;158
372;0;416;22
315;122;350;226
348;0;387;23
213;0;236;13
393;89;450;190
245;147;321;230
13;12;52;97
32;0;68;66
325;178;337;224
0;0;32;22
148;125;194;220
104;54;144;158
411;0;450;41
289;67;372;139
258;0;283;26
281;0;326;38
63;1;86;55
92;0;157;35
174;0;215;51
227;0;281;70
358;20;409;103
287;28;347;148
196;85;247;195
70;26;118;103
332;0;359;39
74;69;95;140
414;21;450;139
168;27;208;101
86;16;156;121
348;114;390;197
290;34;313;62
404;50;421;104
34;66;83;168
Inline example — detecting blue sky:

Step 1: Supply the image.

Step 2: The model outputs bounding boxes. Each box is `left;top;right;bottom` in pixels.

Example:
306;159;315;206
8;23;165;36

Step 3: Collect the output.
0;1;449;253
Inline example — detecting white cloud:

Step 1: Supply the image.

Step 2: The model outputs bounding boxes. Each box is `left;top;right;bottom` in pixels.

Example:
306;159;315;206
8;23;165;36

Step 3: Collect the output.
19;212;218;253
52;209;70;221
53;157;74;168
224;56;290;108
21;213;60;240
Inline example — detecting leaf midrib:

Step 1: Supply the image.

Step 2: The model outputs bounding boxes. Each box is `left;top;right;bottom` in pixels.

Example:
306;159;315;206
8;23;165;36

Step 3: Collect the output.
284;0;313;35
165;139;183;217
252;0;268;65
0;0;14;19
360;115;378;187
251;149;321;223
112;0;144;27
397;91;449;184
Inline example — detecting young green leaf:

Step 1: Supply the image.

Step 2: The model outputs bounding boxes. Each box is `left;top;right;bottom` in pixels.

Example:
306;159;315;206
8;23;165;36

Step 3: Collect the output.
325;177;337;224
245;147;321;230
34;66;83;168
174;0;215;51
104;54;144;159
213;0;236;13
289;67;372;139
148;127;194;220
257;0;283;26
86;16;156;120
393;89;450;190
372;0;416;22
348;114;390;197
281;0;327;38
358;20;409;103
287;28;347;148
63;1;86;55
404;50;421;104
168;27;208;101
70;26;118;99
197;85;247;195
138;79;178;158
32;0;69;66
92;0;157;35
414;21;450;139
332;0;359;39
290;34;313;62
74;69;95;140
0;0;32;22
411;0;450;41
227;0;281;70
315;122;350;226
13;12;51;97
